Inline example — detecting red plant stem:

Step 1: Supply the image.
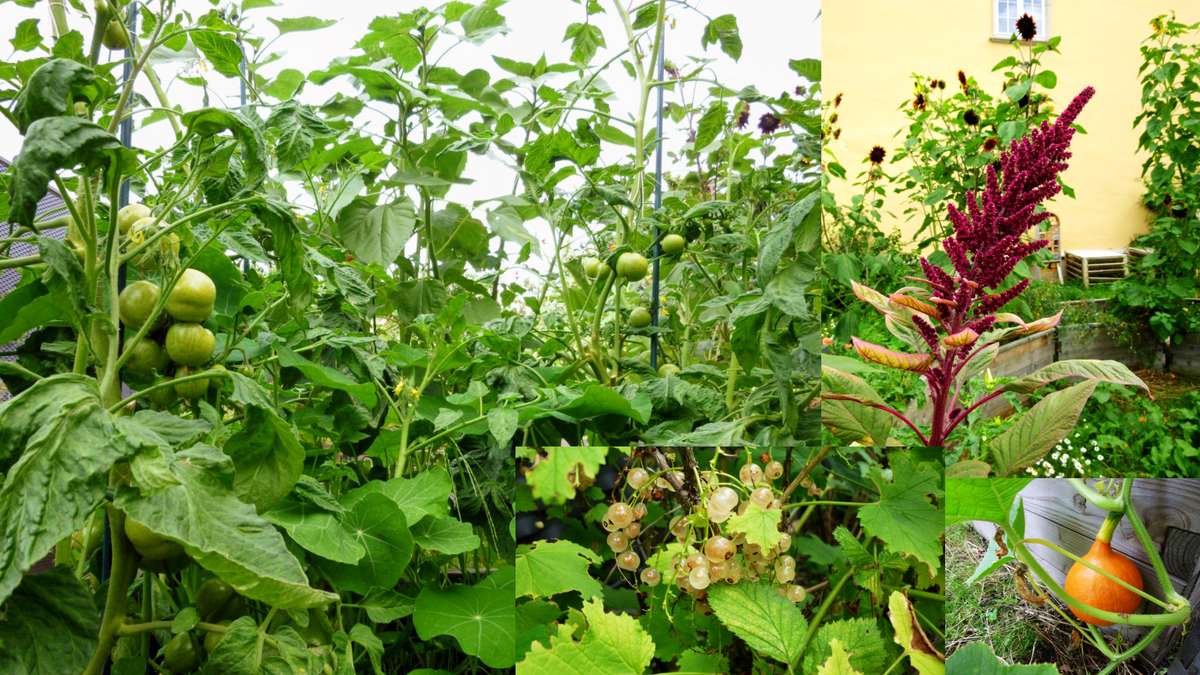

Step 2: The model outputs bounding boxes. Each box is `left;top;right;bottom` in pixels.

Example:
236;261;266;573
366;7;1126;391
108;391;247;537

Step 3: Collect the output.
865;402;931;446
941;390;1007;438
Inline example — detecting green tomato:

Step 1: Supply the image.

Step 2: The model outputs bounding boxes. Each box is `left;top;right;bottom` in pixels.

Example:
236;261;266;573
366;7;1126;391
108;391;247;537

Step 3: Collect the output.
119;281;164;331
616;252;649;282
124;516;184;561
148;378;178;409
661;234;686;256
628;307;652;328
582;257;601;278
128;218;179;270
596;263;612;282
117;203;151;235
196;578;241;623
163;633;200;674
238;364;255;378
173;366;211;399
658;363;681;378
125;338;170;378
140;551;191;574
166;269;216;323
101;20;128;50
204;620;232;654
166;323;215;367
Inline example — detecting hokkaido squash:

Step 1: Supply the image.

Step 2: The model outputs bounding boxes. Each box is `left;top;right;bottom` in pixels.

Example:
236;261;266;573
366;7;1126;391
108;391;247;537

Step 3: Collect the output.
1064;512;1143;626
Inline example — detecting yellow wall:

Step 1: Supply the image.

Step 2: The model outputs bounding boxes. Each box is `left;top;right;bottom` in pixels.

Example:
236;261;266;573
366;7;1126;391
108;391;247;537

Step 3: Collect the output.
824;1;1200;253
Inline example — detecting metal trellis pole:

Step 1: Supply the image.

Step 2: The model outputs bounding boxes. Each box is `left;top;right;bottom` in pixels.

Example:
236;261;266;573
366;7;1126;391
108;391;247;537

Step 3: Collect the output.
649;29;666;370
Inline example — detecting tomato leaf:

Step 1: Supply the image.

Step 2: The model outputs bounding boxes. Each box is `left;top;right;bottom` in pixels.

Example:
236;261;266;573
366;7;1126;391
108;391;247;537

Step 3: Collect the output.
0;566;99;675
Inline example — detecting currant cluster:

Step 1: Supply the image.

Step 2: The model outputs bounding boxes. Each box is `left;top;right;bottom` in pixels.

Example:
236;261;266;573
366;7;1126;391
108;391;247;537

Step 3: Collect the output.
602;454;806;614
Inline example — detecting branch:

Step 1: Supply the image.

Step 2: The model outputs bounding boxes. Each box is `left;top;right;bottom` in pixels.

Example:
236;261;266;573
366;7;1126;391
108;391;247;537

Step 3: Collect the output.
780;447;831;504
647;448;699;510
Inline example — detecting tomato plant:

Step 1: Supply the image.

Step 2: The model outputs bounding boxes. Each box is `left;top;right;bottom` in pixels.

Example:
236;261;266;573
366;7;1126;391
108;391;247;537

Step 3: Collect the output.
517;448;946;673
0;1;812;673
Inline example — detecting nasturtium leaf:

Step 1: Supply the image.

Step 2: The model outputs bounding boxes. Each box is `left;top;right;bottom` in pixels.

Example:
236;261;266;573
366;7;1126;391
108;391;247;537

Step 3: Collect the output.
726;501;784;550
858;456;944;573
275;342;377;407
411;515;480;555
351;588;416;623
515;539;601;599
0;375;142;606
888;592;946;675
944;642;1058;674
336;196;416;266
223;407;303;513
0;566;99;675
802;618;891;675
372;466;452;522
707;582;806;664
519;598;653;675
414;568;516;669
523;447;608;504
817;639;863;675
263;495;365;565
114;445;337;609
945;479;1031;525
313;491;413;595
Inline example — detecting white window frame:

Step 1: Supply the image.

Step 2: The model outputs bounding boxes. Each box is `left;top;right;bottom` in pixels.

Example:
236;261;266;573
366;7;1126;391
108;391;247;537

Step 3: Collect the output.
991;0;1052;43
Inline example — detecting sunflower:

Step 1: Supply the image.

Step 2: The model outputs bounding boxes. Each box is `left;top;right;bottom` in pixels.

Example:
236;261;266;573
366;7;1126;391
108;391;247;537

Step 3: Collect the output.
868;145;886;164
913;93;927;111
1016;13;1037;41
833;128;841;140
964;109;980;126
758;113;782;135
957;70;967;86
983;137;999;152
834;92;843;108
736;102;751;130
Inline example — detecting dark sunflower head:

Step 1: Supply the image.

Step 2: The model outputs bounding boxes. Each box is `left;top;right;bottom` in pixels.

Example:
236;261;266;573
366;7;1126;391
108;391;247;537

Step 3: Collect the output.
833;128;841;140
736;102;751;130
983;137;999;152
958;70;967;86
937;79;946;90
758;113;782;136
830;113;839;124
964;109;980;126
1016;13;1037;41
868;145;886;164
795;85;803;96
834;92;843;108
913;93;927;111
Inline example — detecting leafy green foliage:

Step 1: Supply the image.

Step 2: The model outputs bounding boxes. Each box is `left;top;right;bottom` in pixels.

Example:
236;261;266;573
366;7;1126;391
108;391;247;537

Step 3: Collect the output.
0;567;99;675
519;598;654;675
802;618;892;675
706;581;807;664
414;568;516;669
516;539;602;600
946;643;1059;674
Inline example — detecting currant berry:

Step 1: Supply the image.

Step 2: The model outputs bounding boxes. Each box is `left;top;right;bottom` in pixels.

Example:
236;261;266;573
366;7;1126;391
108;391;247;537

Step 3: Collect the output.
739;463;763;486
696;600;713;616
607;531;629;552
759;452;771;464
777;533;792;553
624;522;641;538
750;487;774;509
707;504;732;523
771;499;783;510
776;566;796;583
534;521;544;530
689;566;711;590
616;551;641;571
627;468;650;489
724;564;743;584
765;461;784;480
640;568;661;587
704;536;735;562
632;503;648;520
710;561;728;580
670;516;689;540
730;531;747;547
787;585;806;603
687;553;709;571
606;502;634;529
711;487;739;512
778;555;796;568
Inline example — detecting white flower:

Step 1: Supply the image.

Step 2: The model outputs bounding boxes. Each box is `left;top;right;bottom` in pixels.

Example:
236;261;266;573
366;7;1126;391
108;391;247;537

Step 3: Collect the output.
1085;459;1092;465
1052;453;1060;460
1098;455;1104;461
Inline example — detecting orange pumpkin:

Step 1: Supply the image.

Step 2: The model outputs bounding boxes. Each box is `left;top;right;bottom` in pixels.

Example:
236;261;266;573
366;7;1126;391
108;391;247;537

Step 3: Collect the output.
1064;513;1143;626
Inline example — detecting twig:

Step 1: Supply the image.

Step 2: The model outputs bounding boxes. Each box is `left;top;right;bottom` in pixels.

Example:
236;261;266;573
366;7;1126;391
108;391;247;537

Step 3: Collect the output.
647;448;699;510
780;447;832;503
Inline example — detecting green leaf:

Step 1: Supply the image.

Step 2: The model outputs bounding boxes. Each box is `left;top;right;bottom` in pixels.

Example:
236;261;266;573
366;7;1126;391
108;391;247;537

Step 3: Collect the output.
114;445;337;609
1004;79;1033;102
374;466;452;522
515;539;602;599
312;490;413;594
834;526;908;600
997;359;1149;396
182;108;267;196
820;366;893;445
818;639;863;675
945;460;991;479
414;568;517;669
263;494;365;565
887;592;945;675
989;379;1099;477
7;117;135;227
275;342;377;407
352;588;415;623
519;597;653;674
191;246;249;317
803;618;892;675
487;404;519;447
459;4;509;44
201;616;259;675
700;14;742;61
858;456;944;573
552;385;651;424
944;479;1031;525
789;58;821;83
261;68;305;101
12;59;99;134
563;22;605;65
267;16;337;34
486;204;540;254
821;354;881;374
726;501;783;550
0;566;99;675
968;523;1015;584
1033;70;1057;89
0;282;60;347
945;643;1057;674
223;407;303;513
694;101;727;152
265;99;335;171
410;515;480;555
523;448;608;503
0;375;141;606
190;31;245;79
707;582;807;664
336;196;416;266
248;199;312;318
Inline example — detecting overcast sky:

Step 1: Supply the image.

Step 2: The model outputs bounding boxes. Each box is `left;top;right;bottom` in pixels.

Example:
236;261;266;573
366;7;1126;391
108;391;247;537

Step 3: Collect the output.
1;0;820;276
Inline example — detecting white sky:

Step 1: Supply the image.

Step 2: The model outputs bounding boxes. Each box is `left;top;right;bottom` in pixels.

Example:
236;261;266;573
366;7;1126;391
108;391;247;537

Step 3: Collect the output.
1;0;820;278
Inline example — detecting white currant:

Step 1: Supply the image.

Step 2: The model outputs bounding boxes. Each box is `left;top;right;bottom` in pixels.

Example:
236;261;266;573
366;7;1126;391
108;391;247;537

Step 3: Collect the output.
711;486;739;512
640;567;661;586
750;486;774;509
627;468;650;489
704;536;735;562
739;463;763;486
607;531;629;553
787;585;806;603
689;566;711;590
765;461;784;480
616;550;640;571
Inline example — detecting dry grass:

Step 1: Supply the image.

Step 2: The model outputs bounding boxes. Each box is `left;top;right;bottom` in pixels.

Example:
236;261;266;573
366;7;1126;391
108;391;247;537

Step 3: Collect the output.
946;522;1156;675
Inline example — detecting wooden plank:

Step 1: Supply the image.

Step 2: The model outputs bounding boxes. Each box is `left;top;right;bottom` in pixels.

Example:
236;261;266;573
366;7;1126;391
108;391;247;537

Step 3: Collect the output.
972;479;1200;667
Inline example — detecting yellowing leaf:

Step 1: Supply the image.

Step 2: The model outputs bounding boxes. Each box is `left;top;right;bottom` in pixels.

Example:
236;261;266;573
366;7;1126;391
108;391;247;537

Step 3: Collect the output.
887;591;946;675
817;639;863;675
942;328;978;348
888;292;938;317
851;337;931;373
518;598;654;675
727;501;783;550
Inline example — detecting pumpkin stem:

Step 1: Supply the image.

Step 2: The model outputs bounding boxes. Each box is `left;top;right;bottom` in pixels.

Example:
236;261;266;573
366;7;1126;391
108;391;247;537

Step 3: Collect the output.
1095;511;1125;544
